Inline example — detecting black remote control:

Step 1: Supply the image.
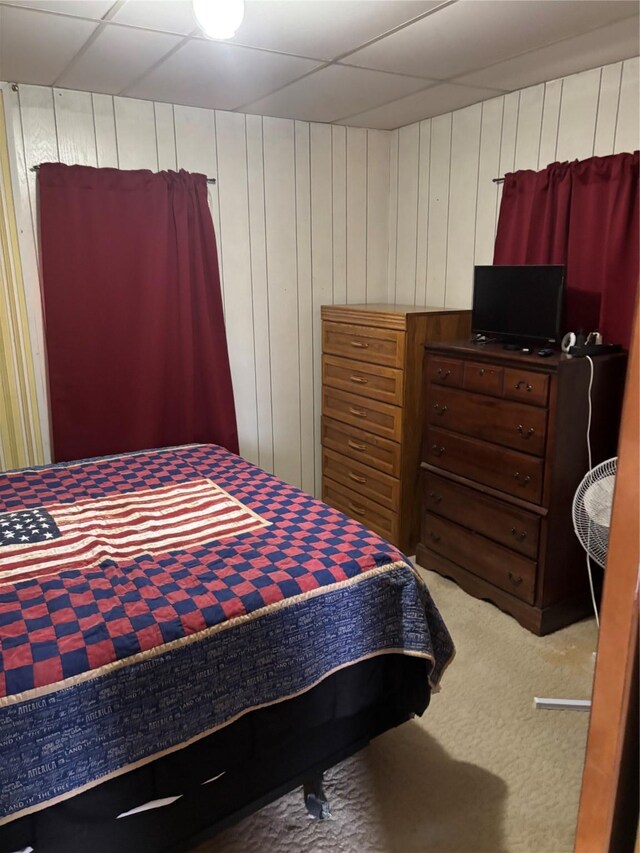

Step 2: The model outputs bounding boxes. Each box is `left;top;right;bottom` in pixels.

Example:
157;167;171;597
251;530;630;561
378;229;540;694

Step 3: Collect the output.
537;348;554;357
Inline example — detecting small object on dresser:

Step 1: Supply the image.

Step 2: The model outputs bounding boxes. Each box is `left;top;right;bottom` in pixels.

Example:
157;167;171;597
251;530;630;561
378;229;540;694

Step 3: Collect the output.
537;348;554;357
568;342;623;357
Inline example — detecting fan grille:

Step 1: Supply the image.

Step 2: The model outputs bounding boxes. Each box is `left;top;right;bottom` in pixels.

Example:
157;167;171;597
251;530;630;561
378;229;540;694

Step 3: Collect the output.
572;457;617;568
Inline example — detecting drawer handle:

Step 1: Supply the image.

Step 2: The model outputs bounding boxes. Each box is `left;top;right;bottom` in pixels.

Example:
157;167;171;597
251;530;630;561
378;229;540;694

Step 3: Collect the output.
508;572;523;587
349;407;368;418
347;439;367;452
513;472;532;487
429;532;441;543
479;368;486;377
431;445;445;457
437;368;451;379
511;527;528;541
514;380;533;392
428;491;442;504
516;424;535;439
349;375;368;384
350;340;369;349
349;502;366;516
348;472;367;484
433;403;448;416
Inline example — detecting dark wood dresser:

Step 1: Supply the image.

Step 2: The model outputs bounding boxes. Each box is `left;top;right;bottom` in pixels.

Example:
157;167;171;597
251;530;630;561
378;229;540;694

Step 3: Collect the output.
321;305;471;554
417;341;627;634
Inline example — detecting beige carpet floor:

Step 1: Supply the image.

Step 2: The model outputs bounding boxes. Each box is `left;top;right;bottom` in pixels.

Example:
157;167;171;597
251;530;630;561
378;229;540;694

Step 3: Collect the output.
194;567;597;853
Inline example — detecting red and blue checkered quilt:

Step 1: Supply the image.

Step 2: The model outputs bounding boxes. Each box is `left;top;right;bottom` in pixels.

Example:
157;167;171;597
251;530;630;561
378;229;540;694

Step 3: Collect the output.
0;444;453;824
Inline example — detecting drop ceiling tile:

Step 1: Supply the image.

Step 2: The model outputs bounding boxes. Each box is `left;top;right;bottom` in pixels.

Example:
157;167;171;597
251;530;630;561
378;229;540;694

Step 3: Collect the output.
243;64;433;123
455;17;640;91
111;0;197;35
125;39;321;110
225;0;439;61
343;0;639;80
56;24;181;93
0;5;98;85
0;0;114;18
337;82;505;129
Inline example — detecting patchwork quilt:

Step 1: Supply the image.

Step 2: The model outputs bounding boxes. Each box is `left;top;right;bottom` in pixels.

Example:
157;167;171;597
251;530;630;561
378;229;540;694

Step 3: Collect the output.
0;444;454;825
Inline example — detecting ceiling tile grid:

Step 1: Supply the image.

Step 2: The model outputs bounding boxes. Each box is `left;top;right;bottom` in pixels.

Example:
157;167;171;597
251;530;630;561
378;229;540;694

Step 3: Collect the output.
336;81;507;130
225;0;440;60
0;5;99;86
110;0;199;34
57;24;183;94
3;0;114;17
242;64;435;123
343;0;639;80
0;0;638;128
454;15;640;92
124;38;322;111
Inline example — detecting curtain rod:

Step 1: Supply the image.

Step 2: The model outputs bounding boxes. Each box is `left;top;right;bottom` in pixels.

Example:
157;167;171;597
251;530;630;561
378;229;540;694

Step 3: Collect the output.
29;165;216;184
492;177;505;184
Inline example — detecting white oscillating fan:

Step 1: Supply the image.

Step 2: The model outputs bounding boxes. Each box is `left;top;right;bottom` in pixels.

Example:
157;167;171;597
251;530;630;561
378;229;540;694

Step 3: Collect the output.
534;457;617;711
572;457;617;569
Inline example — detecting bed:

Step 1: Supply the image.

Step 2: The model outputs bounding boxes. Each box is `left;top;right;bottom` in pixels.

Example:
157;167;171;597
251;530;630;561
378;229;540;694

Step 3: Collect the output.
0;443;453;852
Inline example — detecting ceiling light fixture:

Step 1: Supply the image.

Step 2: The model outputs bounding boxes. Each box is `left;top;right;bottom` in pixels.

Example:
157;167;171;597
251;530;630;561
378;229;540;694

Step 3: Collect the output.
192;0;245;40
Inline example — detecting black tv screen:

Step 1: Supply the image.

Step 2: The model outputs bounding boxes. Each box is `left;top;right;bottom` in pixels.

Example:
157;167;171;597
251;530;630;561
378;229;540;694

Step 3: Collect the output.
472;265;565;345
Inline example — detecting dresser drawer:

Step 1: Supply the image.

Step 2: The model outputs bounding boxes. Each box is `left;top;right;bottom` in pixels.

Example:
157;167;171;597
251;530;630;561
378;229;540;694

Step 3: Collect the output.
503;367;550;407
323;354;404;406
423;472;540;559
427;385;547;456
321;417;400;478
323;478;399;543
426;356;463;388
323;387;402;442
322;448;399;510
422;514;536;604
463;360;504;396
425;426;544;503
323;321;405;368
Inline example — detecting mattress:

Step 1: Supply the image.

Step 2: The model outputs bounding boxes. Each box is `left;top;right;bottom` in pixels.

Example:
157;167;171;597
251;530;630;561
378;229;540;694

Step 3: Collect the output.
0;444;453;827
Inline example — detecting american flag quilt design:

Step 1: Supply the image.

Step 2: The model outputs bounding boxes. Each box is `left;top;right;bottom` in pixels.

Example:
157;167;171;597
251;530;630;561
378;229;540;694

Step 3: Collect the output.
0;444;453;824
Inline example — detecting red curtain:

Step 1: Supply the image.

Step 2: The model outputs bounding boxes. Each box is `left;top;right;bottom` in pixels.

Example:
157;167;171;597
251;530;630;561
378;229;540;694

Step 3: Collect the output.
494;152;639;349
567;154;639;346
494;162;572;264
39;164;239;462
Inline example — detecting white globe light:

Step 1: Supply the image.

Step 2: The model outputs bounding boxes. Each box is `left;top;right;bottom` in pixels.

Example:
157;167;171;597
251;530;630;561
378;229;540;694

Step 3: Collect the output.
193;0;245;39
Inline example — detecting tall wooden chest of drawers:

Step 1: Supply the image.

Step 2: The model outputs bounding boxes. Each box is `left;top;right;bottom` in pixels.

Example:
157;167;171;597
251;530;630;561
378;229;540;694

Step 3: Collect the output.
321;305;471;554
417;342;627;634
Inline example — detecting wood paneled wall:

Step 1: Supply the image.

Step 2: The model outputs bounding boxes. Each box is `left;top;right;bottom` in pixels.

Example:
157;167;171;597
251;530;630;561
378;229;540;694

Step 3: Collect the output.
0;83;390;493
387;57;640;309
1;56;637;488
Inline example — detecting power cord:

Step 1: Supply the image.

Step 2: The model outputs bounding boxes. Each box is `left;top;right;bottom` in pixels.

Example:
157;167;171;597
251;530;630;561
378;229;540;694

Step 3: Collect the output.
534;355;600;710
584;355;600;628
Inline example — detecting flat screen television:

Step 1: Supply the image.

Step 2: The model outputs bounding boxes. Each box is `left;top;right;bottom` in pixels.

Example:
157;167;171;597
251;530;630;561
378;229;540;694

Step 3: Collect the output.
471;265;565;346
